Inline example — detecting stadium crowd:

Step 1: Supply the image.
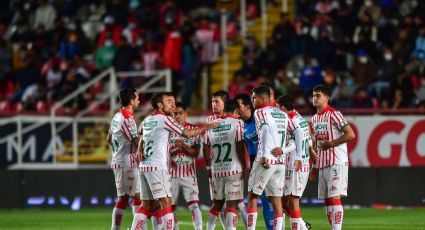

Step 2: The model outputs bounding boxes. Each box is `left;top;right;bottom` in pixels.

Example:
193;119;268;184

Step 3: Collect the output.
0;0;424;113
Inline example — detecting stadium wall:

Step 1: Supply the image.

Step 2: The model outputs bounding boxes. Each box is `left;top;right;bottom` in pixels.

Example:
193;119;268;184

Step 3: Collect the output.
1;168;425;209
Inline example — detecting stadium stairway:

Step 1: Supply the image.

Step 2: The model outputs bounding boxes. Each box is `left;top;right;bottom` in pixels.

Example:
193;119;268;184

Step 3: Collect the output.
210;0;295;93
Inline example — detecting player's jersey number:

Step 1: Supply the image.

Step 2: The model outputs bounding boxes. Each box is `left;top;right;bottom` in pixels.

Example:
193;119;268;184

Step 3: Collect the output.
213;142;232;163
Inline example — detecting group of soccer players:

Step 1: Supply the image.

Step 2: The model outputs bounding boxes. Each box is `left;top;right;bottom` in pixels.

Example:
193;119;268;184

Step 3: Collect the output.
107;83;355;230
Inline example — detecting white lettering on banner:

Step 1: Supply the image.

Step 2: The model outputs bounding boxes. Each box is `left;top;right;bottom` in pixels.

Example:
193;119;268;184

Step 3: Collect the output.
6;135;64;163
188;116;425;167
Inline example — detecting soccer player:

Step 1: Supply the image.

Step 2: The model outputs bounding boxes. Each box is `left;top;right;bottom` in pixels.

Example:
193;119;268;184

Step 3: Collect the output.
107;88;142;230
204;90;248;227
246;85;298;230
204;99;249;230
310;85;355;230
130;92;218;230
276;95;318;230
234;93;275;230
169;102;202;230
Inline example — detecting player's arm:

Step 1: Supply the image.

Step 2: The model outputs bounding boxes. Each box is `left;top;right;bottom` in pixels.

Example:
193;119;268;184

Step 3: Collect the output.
236;140;249;179
106;132;112;145
321;122;355;150
204;143;212;177
135;138;144;162
176;139;200;157
182;122;219;138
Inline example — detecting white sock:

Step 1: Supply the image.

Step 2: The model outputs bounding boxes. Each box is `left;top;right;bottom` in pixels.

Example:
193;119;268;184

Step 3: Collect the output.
332;203;344;230
207;209;219;230
237;201;248;228
246;208;258;230
289;210;303;230
111;207;126;230
189;202;203;230
152;211;163;230
325;199;333;227
273;214;285;230
130;208;149;230
162;208;175;230
225;208;238;230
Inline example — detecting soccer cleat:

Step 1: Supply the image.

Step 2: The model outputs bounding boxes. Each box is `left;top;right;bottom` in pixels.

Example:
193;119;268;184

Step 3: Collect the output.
304;221;312;230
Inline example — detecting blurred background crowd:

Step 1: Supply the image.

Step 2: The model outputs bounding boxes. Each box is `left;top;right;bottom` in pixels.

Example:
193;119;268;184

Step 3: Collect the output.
0;0;424;114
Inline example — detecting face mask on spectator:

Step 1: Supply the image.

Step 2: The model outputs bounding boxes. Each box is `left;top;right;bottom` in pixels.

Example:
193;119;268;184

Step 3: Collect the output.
364;0;373;7
302;27;309;35
128;23;136;29
105;40;113;47
346;0;353;5
384;53;393;61
359;56;368;64
136;39;144;47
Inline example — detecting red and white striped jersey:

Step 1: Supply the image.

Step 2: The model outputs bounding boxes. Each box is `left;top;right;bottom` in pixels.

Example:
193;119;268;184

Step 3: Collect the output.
311;105;350;168
255;104;298;165
286;111;311;171
169;122;200;178
139;111;186;172
204;115;245;178
109;108;139;168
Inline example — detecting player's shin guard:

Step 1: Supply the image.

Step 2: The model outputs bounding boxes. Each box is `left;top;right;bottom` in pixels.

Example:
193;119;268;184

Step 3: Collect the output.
225;208;238;230
111;200;127;230
162;207;175;230
246;208;258;230
152;210;163;230
188;201;202;230
132;200;142;215
330;198;343;230
324;199;333;227
273;214;285;230
131;207;150;230
172;205;179;230
207;209;220;230
290;210;303;230
238;200;248;227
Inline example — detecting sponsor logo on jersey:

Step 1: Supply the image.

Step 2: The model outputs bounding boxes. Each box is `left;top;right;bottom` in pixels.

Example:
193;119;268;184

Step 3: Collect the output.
212;124;231;132
271;112;285;119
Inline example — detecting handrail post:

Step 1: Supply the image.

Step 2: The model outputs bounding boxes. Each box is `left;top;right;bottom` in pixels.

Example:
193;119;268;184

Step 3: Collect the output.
261;0;268;49
72;120;78;165
282;0;288;13
165;69;172;92
17;117;23;167
110;67;117;118
221;9;229;91
50;107;56;164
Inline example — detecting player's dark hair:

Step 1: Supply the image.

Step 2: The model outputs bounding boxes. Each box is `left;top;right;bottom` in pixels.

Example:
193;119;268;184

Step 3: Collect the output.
276;95;294;110
151;92;174;109
313;85;331;97
224;99;239;113
252;85;271;98
175;101;187;111
119;88;137;107
212;90;229;102
234;93;254;111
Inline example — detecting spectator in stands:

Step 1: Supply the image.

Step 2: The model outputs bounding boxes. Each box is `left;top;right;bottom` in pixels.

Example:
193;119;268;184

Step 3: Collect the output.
21;80;46;111
159;1;183;31
181;17;197;107
33;0;57;31
314;0;340;15
351;86;374;108
371;47;398;99
140;37;162;76
31;25;50;60
59;31;79;60
272;13;296;64
357;0;381;23
228;71;254;98
412;26;425;62
163;27;183;93
122;17;143;47
45;60;63;101
388;72;415;108
315;28;336;68
113;36;136;72
331;73;356;108
95;38;116;70
299;54;323;96
97;16;122;47
352;50;376;86
242;35;261;73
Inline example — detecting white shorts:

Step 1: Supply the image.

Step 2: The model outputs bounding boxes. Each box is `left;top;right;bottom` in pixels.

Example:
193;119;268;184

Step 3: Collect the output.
140;169;172;200
113;167;141;196
212;173;244;201
318;165;348;199
171;176;200;205
248;160;285;197
284;169;309;197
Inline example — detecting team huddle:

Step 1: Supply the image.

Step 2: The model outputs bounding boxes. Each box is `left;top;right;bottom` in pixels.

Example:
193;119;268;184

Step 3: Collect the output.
107;84;355;230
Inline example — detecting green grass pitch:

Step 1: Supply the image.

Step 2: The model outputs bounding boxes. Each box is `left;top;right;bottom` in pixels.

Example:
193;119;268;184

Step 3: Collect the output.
1;207;424;229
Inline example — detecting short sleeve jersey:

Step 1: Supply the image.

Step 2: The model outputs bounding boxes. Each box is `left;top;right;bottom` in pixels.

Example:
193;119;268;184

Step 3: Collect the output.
169;122;200;177
310;105;350;168
287;111;311;170
204;115;245;178
139;111;186;172
109;108;139;168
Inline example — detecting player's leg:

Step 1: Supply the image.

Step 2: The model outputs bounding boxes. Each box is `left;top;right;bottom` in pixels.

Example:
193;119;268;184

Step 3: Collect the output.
112;168;129;230
326;165;348;230
265;164;286;230
154;170;174;230
171;177;180;230
131;167;142;214
288;170;311;230
132;193;142;214
224;174;244;230
247;160;273;230
131;174;153;230
207;177;225;230
151;201;163;230
318;167;333;227
181;176;202;230
237;199;248;228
